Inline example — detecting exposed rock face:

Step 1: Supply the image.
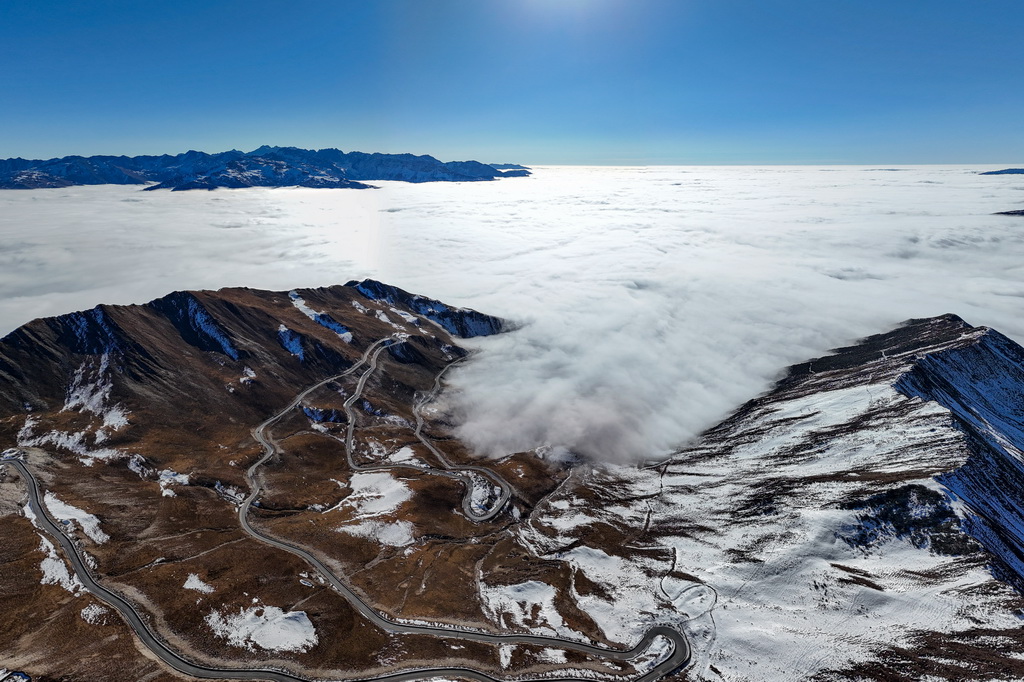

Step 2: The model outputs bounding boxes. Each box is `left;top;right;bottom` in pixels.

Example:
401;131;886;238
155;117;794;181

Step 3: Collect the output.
980;168;1024;175
346;279;506;338
893;325;1024;588
0;146;530;191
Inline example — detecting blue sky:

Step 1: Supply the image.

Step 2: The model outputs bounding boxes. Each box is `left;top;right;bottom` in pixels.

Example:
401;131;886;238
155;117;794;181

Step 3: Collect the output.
1;0;1022;164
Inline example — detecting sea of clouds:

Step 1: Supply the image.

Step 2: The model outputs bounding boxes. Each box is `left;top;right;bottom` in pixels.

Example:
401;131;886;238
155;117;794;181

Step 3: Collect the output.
2;166;1022;461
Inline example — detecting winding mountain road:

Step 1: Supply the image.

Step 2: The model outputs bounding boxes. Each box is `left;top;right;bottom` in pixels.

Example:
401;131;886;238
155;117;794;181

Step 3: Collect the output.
4;334;690;682
294;342;512;521
409;359;513;521
6;456;310;682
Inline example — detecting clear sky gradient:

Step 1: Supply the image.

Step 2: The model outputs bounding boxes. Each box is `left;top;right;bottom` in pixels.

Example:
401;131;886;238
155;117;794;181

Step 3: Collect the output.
1;0;1022;164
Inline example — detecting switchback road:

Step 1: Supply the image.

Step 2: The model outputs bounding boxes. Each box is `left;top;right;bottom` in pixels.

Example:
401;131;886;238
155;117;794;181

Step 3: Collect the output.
4;334;690;682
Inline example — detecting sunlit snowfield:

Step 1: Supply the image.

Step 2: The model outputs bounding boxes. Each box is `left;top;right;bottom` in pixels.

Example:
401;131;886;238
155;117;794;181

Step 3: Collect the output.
2;166;1022;461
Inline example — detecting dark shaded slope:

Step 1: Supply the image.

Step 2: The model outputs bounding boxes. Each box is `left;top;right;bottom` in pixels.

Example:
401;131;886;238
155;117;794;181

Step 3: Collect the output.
894;329;1024;587
0;146;530;190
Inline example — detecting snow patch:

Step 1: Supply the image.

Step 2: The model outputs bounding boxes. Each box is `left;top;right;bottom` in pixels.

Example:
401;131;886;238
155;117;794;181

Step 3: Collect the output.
468;472;502;514
289;291;353;343
386;445;425;465
205;601;318;653
331;472;417;545
337;471;413;518
18;425;123;463
127;454;151;478
337;519;416;547
215;480;244;504
57;354;132;449
375;309;402;329
37;536;85;595
390;307;419;324
537;648;567;664
277;324;305;360
81;603;109;624
158;469;190;497
478;580;582;641
44;492;108;544
184;573;215;594
499;643;515;669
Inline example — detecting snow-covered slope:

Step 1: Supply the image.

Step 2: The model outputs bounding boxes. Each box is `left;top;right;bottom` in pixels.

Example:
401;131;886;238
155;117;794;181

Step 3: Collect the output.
480;314;1024;681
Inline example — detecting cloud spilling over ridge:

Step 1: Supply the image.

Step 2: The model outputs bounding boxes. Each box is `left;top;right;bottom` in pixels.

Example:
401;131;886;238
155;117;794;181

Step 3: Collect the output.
2;166;1023;461
368;166;1024;461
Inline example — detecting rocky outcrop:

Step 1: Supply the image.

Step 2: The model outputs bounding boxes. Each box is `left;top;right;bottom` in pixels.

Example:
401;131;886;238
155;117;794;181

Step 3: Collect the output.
980;168;1024;175
346;279;506;338
893;327;1024;587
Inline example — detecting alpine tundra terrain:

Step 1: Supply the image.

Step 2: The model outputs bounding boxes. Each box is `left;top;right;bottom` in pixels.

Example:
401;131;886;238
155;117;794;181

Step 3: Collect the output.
2;283;1024;681
0;280;684;682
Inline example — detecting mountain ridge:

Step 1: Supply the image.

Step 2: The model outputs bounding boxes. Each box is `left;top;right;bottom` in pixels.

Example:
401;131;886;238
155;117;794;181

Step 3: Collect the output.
7;296;1024;680
0;147;530;191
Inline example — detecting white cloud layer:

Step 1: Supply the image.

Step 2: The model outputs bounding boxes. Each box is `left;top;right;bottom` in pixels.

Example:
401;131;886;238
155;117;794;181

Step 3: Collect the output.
2;166;1023;461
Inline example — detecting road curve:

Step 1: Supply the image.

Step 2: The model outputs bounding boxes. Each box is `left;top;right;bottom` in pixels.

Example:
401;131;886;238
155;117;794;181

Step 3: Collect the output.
331;342;511;521
241;335;690;678
409;359;513;521
6;457;309;682
294;344;509;520
3;334;691;682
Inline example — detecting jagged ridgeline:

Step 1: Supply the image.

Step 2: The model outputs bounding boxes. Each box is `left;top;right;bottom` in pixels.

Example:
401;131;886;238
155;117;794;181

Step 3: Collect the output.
0;279;505;442
696;314;1024;588
0;146;531;190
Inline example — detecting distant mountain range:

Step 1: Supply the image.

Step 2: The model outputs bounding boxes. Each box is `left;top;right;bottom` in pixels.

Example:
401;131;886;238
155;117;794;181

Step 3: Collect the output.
0;146;531;191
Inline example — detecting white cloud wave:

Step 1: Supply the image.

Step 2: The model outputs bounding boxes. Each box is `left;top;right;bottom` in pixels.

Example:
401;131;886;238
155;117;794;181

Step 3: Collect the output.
2;166;1023;461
